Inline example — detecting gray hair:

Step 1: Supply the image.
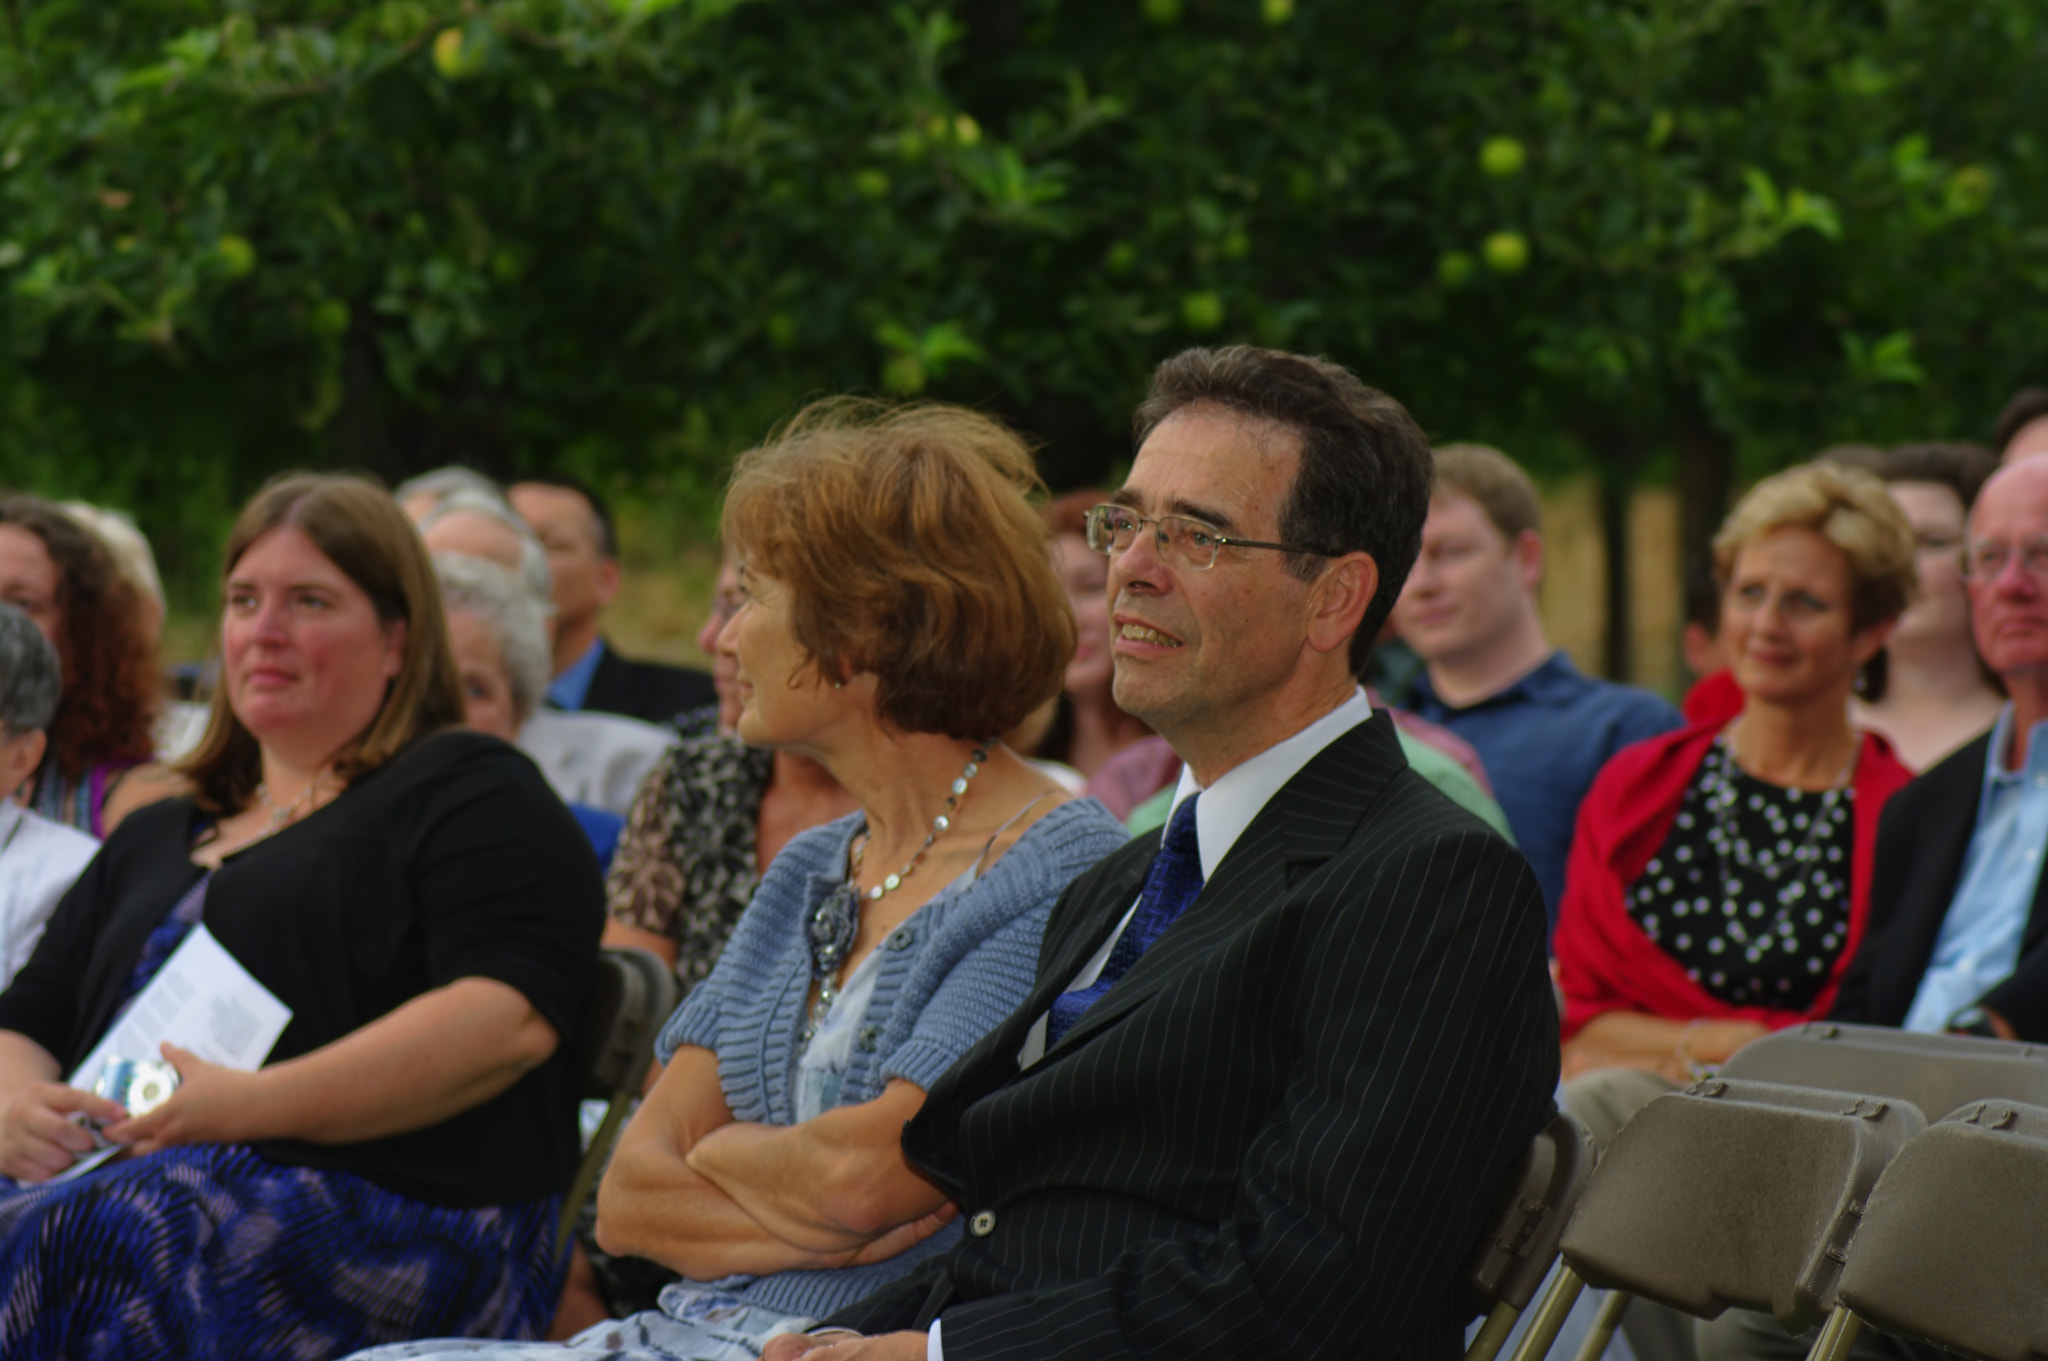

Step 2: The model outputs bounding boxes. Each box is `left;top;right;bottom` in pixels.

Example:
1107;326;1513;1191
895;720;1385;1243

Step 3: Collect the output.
0;603;62;734
433;553;552;727
418;489;554;608
394;465;502;514
61;503;165;613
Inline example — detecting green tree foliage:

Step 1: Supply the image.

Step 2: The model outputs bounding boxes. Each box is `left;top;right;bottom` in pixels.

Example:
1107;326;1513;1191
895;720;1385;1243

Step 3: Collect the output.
3;0;2044;633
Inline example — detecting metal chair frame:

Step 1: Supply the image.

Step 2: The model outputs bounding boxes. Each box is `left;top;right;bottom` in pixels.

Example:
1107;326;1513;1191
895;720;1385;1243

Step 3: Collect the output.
1806;1100;2048;1361
556;946;681;1264
1505;1078;1924;1361
1462;1110;1598;1361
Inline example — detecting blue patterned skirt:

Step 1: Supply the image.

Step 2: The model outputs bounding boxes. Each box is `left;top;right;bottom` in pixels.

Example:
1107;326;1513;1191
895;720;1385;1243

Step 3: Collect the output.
0;1142;563;1360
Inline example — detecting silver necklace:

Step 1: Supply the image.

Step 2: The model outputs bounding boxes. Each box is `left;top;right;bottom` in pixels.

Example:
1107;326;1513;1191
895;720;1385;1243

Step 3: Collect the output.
803;743;989;1042
255;769;327;832
1705;734;1854;918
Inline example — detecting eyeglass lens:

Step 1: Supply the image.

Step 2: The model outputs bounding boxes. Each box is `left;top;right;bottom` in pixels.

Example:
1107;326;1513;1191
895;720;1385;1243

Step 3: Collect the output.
1086;507;1220;570
1965;537;2048;580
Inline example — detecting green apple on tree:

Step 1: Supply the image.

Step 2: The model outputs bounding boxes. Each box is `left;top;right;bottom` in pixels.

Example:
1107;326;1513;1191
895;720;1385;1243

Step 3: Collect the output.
1180;291;1224;331
1479;137;1526;177
431;28;468;79
1482;231;1529;274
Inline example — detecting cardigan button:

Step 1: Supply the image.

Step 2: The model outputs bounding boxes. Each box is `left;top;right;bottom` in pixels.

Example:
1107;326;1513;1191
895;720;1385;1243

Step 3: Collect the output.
968;1209;996;1237
856;1024;880;1053
887;927;915;951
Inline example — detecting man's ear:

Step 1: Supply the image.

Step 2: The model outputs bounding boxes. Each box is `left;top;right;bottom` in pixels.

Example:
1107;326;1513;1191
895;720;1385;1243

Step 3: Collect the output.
1305;553;1379;658
1511;529;1545;593
593;556;622;611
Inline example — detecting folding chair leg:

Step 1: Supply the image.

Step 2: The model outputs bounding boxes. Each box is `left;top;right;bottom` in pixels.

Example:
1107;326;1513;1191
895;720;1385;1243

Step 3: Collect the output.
1569;1289;1632;1361
1506;1265;1587;1361
1466;1301;1522;1361
1802;1306;1864;1361
556;1094;634;1266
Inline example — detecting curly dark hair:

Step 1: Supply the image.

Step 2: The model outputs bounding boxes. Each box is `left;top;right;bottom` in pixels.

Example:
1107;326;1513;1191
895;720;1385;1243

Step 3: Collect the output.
0;495;160;777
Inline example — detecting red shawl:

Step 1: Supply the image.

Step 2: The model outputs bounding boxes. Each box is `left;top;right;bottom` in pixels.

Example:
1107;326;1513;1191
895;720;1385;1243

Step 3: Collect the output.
1554;719;1912;1041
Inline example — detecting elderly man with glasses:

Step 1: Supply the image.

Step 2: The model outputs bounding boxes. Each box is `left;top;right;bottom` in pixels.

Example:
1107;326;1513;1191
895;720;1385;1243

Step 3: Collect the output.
0;604;99;989
759;346;1557;1361
1831;453;2048;1045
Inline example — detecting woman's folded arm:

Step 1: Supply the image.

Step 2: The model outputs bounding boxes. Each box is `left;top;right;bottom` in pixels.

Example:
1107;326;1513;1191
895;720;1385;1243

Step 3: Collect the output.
109;976;558;1152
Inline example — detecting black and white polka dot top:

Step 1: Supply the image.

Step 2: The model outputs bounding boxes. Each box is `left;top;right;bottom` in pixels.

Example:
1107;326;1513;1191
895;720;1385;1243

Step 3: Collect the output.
1624;739;1854;1012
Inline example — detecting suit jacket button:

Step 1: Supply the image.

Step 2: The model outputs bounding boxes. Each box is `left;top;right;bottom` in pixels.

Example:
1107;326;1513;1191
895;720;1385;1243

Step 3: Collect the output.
968;1210;996;1237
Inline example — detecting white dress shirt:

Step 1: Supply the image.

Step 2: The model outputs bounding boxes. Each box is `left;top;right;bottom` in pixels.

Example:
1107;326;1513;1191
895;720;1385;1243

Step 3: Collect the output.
935;688;1373;1360
0;800;99;987
516;707;673;817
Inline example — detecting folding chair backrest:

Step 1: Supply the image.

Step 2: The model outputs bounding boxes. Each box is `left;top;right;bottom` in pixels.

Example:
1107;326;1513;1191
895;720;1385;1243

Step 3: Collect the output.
557;947;682;1262
579;946;681;1102
1837;1100;2048;1361
1464;1110;1597;1315
1722;1022;2048;1121
1559;1077;1924;1333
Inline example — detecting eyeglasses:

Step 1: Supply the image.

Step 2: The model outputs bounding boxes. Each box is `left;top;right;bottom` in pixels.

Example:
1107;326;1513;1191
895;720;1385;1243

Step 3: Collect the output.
1961;536;2048;583
1083;504;1330;573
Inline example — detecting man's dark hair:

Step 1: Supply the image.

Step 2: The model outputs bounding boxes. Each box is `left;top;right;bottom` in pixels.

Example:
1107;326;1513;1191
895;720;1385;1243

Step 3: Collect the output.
1134;345;1434;676
1993;388;2048;456
1879;441;1997;510
512;471;617;559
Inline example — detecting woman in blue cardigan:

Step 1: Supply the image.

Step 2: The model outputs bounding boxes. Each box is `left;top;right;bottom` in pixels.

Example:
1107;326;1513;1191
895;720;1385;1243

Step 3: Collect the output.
359;400;1127;1361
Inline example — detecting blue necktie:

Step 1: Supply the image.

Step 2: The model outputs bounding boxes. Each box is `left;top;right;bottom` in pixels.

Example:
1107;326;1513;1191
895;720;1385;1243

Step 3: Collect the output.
1047;793;1204;1045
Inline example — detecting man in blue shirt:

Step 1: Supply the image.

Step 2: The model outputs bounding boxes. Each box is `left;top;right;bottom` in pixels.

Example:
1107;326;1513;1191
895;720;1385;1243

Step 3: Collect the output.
1394;444;1681;926
508;475;714;725
1833;455;2048;1042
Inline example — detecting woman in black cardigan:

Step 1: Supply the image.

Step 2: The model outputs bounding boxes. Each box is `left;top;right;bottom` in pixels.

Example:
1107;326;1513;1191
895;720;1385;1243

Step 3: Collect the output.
0;473;603;1358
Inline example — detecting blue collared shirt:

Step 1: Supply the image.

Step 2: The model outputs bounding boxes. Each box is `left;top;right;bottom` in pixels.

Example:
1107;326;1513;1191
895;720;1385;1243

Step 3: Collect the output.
1407;651;1682;928
1901;705;2048;1033
545;637;606;712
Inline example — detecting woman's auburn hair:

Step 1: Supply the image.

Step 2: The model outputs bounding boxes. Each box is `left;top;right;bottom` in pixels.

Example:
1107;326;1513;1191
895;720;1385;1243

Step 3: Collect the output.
721;398;1076;741
1711;460;1918;631
178;472;466;814
0;496;160;776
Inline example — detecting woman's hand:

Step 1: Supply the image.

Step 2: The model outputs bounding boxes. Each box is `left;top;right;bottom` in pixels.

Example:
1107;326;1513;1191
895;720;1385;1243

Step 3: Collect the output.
804;1202;959;1270
102;1044;264;1155
1663;1019;1770;1081
0;1081;128;1184
761;1330;929;1361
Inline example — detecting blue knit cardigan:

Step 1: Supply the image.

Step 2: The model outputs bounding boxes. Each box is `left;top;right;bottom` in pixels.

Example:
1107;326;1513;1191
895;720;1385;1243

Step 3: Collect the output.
655;796;1129;1321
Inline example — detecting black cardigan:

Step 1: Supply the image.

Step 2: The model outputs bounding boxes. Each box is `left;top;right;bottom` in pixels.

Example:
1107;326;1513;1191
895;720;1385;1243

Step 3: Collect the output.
0;731;604;1207
1831;730;2048;1041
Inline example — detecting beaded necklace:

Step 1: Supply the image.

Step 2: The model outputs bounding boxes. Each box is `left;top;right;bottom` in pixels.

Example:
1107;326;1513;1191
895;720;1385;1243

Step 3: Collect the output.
803;744;989;1042
1705;732;1856;922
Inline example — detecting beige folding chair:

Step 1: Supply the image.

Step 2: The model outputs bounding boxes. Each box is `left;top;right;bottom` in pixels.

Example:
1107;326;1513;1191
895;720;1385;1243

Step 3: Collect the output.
1462;1110;1598;1361
556;947;682;1264
1504;1077;1924;1361
1804;1100;2048;1361
1722;1021;2048;1121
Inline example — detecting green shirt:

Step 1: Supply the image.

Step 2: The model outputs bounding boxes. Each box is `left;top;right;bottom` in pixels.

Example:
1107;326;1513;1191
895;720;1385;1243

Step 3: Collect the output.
1125;730;1516;843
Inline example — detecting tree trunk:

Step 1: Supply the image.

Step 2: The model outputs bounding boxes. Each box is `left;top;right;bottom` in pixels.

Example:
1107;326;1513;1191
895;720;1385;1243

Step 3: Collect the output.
1676;411;1735;586
1598;469;1632;683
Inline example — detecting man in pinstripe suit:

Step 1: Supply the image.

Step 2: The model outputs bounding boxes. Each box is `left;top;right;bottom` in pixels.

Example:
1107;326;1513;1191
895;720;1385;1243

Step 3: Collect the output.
769;347;1560;1361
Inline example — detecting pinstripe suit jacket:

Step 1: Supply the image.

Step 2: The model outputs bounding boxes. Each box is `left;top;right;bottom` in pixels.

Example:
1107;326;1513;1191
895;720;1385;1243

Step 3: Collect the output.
826;711;1560;1359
